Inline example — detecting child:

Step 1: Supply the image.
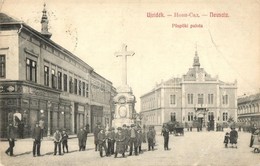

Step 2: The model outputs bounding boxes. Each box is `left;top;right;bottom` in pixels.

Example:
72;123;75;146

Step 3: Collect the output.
223;132;230;148
62;130;69;153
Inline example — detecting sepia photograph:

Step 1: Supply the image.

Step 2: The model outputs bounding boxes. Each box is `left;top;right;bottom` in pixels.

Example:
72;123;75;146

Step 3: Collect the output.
0;0;260;165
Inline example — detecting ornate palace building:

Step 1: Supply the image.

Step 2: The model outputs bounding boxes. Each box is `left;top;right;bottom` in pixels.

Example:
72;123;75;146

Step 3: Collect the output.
0;6;116;138
140;51;237;131
237;93;260;128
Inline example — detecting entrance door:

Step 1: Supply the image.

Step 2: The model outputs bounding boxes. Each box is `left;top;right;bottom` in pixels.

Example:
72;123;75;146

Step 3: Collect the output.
198;117;203;131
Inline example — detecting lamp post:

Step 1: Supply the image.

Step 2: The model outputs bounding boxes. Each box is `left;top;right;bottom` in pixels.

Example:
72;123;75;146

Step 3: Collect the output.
47;101;52;137
61;111;65;129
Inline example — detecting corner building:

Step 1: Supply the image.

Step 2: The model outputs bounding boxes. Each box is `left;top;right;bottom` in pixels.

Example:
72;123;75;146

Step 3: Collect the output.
140;51;237;131
0;10;116;138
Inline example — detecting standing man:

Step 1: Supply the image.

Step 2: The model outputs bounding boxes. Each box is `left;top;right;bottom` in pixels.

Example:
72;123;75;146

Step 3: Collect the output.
82;126;89;150
32;122;43;157
107;127;115;156
129;124;137;156
5;123;16;156
162;124;170;150
147;126;155;151
122;124;129;152
53;129;62;155
77;128;84;151
98;128;108;157
93;122;101;151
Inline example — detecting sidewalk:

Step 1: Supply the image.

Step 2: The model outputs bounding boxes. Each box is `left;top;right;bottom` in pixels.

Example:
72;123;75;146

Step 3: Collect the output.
0;133;94;142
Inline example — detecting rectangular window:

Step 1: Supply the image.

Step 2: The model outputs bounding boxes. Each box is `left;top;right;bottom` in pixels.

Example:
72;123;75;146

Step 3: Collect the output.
69;76;73;93
79;80;81;96
86;83;89;98
26;58;37;82
74;78;77;94
223;112;228;121
188;94;193;104
222;95;228;105
58;71;62;90
198;94;204;104
188;112;194;121
63;74;68;92
51;69;57;89
44;66;49;86
170;95;176;105
82;82;85;97
208;94;214;104
171;112;176;122
0;55;6;78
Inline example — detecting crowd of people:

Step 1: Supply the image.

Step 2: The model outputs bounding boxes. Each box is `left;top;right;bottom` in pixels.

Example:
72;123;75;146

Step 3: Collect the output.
92;123;158;158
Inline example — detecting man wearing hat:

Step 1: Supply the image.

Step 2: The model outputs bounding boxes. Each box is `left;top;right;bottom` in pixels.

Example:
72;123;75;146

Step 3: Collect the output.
129;124;137;156
136;127;143;154
94;122;101;151
122;124;129;152
32;122;43;157
114;127;126;158
5;123;16;156
98;127;108;157
107;127;115;156
53;128;62;155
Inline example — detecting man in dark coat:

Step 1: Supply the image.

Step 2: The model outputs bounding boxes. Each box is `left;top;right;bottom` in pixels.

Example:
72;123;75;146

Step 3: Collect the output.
5;123;16;156
32;122;43;157
107;127;115;156
122;124;129;152
114;127;125;158
82;126;89;150
147;126;155;151
162;124;170;150
77;128;84;151
61;129;69;153
129;124;137;156
98;128;108;157
53;129;62;155
93;123;101;151
136;127;143;154
230;127;238;148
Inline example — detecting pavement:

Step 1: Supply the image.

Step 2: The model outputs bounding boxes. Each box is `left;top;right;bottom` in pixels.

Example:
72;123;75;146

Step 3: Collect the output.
0;130;259;166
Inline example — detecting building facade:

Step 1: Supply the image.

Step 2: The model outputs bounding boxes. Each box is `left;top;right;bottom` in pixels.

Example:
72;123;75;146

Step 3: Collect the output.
0;9;116;138
140;51;237;131
237;93;260;128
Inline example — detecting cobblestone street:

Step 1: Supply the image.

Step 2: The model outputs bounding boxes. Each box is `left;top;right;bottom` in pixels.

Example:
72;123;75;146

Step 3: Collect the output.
0;130;259;166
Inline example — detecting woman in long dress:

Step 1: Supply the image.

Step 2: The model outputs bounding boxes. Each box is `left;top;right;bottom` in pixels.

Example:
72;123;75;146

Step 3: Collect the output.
114;127;126;158
252;129;260;153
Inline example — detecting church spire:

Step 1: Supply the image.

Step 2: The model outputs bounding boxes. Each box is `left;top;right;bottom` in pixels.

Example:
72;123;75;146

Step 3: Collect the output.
193;43;200;68
41;3;52;39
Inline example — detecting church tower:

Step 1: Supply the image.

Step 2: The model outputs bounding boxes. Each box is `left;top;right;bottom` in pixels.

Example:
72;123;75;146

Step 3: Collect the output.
41;3;52;39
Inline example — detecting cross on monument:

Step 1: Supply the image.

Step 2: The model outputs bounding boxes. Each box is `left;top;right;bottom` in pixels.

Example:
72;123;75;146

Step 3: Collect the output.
115;44;135;86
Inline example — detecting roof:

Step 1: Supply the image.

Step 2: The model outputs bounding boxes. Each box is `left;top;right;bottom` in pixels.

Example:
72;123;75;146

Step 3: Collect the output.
238;93;260;104
0;13;21;24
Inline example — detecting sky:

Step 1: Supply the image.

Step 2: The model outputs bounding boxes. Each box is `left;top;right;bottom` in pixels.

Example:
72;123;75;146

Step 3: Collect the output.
1;0;260;111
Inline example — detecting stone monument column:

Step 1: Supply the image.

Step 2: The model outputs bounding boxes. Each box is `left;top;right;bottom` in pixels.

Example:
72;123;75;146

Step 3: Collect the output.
112;44;136;129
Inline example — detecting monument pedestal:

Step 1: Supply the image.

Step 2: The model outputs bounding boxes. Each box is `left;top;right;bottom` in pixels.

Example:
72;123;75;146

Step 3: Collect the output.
112;85;136;129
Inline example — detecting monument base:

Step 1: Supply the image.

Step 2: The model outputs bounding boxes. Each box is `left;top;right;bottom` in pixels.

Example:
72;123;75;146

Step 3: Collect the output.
112;118;134;130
